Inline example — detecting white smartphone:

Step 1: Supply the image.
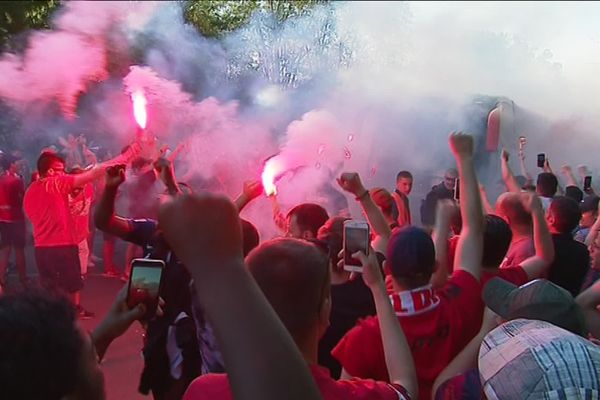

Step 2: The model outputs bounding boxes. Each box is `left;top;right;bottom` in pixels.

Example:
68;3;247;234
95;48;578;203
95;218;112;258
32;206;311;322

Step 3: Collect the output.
343;220;370;273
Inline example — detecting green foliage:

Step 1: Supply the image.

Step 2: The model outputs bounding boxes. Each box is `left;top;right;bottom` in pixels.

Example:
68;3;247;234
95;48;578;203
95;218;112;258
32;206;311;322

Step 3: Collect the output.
183;0;326;38
0;0;60;48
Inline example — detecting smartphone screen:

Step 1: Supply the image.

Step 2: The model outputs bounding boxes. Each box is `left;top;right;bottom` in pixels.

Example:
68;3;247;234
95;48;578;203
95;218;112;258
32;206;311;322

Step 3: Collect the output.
584;176;592;191
537;153;546;168
454;178;460;201
344;222;369;272
127;259;164;320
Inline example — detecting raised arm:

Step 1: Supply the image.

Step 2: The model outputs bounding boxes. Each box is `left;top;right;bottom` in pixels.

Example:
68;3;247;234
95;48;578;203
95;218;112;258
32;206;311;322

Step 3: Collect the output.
518;147;533;184
337;172;392;242
234;180;263;212
518;193;555;279
479;184;494;215
355;249;417;399
72;143;140;188
159;194;322;400
585;201;600;247
575;279;600;339
94;166;133;239
501;149;521;193
430;200;457;288
561;165;579;188
450;132;484;281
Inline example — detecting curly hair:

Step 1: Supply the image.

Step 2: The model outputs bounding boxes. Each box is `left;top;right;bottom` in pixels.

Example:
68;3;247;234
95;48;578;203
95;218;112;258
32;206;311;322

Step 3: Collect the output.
0;291;84;400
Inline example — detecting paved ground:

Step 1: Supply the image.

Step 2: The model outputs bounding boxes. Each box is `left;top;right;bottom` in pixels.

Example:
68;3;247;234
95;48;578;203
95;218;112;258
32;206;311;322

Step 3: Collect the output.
4;237;146;400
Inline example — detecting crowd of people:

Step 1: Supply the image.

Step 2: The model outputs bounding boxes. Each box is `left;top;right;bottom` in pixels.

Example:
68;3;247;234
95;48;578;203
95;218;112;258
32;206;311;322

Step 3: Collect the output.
0;130;599;400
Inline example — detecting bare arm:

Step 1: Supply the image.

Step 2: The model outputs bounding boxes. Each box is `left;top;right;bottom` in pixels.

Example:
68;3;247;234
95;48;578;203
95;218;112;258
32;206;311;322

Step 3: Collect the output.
355;249;418;399
450;133;484;281
159;195;322;400
501;149;521;193
519;193;554;279
234;180;263;213
430;200;456;288
479;185;494;215
337;172;392;242
575;280;600;339
585;208;600;247
561;165;579;188
518;150;532;183
72;143;141;188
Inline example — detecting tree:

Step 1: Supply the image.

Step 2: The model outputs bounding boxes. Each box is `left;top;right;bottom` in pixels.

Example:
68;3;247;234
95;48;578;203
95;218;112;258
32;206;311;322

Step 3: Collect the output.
0;0;59;48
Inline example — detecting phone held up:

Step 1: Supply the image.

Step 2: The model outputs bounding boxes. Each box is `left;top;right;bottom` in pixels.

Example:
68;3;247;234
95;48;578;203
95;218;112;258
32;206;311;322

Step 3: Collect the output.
584;176;593;192
126;258;165;320
343;220;370;273
537;153;546;168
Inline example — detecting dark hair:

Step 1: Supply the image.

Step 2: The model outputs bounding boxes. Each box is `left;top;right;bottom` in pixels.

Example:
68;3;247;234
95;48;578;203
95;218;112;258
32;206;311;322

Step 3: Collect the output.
37;151;65;176
0;292;84;400
241;219;260;257
396;170;413;181
549;196;581;234
286;203;329;238
387;227;435;287
0;154;18;171
536;173;558;197
482;215;513;268
246;238;329;338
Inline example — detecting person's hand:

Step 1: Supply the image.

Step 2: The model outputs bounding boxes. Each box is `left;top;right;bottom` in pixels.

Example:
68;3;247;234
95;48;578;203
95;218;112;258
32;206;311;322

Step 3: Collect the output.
153;157;177;189
158;194;244;273
337;172;366;197
501;148;510;162
436;199;459;223
105;165;126;189
352;249;385;292
543;158;552;173
95;285;164;343
520;192;542;214
242;180;264;201
449;132;474;158
561;164;572;176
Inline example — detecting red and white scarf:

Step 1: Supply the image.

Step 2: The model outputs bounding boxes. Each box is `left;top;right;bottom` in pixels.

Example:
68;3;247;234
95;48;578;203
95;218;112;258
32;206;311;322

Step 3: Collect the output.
390;284;440;316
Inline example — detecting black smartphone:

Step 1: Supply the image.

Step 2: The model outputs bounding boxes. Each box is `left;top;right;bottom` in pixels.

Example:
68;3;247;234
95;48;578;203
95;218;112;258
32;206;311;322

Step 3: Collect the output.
537;153;546;168
584;176;592;191
343;220;370;273
127;259;165;320
454;178;460;201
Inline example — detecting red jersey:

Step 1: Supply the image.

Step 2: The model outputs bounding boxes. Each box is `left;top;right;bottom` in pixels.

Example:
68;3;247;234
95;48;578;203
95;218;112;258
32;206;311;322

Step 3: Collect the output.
68;183;93;243
0;172;25;222
183;364;411;400
333;271;482;400
23;175;77;247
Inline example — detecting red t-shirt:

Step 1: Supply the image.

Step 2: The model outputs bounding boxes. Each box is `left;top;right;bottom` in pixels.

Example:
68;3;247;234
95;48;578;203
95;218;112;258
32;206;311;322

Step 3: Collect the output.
0;172;25;222
23;175;77;247
333;271;482;400
183;364;411;400
481;266;529;288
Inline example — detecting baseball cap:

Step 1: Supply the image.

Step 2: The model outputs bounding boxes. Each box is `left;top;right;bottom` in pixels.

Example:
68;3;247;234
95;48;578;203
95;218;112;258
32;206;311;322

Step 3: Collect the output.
386;227;435;279
483;278;587;336
479;319;600;400
580;195;600;214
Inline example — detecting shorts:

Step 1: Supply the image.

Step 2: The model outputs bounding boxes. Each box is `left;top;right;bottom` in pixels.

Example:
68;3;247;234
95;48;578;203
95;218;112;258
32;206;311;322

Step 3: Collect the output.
0;221;26;248
35;245;83;293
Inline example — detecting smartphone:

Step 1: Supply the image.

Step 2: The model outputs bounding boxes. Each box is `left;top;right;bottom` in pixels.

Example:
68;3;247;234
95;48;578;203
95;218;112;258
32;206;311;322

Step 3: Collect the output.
584;176;592;191
537;153;546;168
454;178;460;201
343;220;370;273
126;258;165;320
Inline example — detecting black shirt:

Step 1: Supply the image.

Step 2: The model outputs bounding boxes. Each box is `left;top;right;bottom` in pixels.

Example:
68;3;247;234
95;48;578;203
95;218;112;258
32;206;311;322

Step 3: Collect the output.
548;233;590;297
